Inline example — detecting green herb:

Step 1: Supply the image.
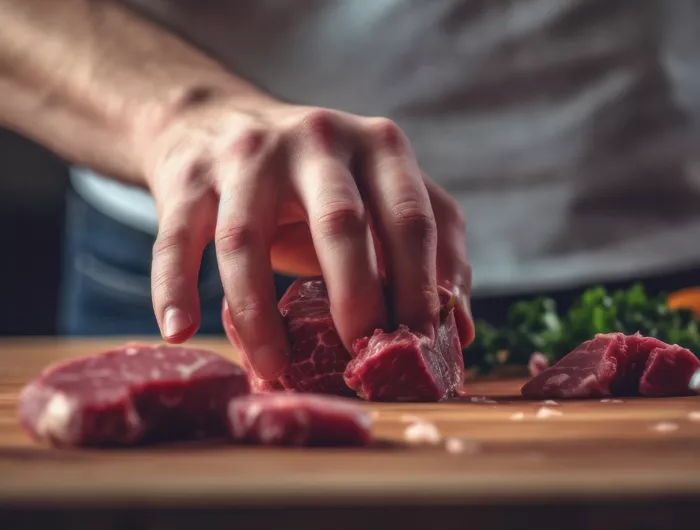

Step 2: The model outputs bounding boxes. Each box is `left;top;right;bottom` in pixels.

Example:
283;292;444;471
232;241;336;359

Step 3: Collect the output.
466;283;700;374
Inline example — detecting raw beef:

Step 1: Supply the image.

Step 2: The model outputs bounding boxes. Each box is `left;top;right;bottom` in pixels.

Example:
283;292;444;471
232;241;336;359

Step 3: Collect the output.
521;333;700;399
528;352;550;376
344;288;467;401
226;392;373;446
222;279;351;395
18;344;250;447
223;278;471;402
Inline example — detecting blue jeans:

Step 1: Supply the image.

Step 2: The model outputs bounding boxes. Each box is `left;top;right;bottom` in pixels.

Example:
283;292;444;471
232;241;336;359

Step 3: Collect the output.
58;191;296;336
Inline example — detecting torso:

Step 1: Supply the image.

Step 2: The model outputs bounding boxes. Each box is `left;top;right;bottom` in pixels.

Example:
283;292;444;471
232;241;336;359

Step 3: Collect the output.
72;0;700;295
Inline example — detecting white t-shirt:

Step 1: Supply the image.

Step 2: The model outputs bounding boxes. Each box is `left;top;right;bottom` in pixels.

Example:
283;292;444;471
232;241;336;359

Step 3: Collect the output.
72;0;700;296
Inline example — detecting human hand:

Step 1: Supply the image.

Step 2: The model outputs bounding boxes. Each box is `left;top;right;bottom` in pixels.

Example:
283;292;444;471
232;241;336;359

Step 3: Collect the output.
143;96;474;380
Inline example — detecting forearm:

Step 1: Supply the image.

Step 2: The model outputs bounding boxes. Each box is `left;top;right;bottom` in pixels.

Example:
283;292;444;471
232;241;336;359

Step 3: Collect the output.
0;0;273;186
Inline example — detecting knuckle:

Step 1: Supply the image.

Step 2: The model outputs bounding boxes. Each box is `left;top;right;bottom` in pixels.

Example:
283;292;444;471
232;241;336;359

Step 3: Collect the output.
215;223;258;256
296;109;336;149
227;296;267;324
366;117;405;152
153;228;191;259
228;127;274;159
315;201;367;240
391;199;436;238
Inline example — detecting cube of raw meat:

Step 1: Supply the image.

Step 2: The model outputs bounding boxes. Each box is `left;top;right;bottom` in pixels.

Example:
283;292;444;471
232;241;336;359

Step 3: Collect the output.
226;392;373;446
17;344;250;447
343;288;467;401
521;333;700;399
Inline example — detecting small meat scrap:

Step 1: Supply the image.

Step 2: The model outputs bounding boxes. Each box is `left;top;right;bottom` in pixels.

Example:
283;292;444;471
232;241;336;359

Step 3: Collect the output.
522;333;700;399
687;411;700;422
528;352;550;377
535;407;563;419
18;344;250;447
509;412;525;421
542;400;559;406
650;421;679;433
403;421;443;445
444;437;480;455
226;392;373;447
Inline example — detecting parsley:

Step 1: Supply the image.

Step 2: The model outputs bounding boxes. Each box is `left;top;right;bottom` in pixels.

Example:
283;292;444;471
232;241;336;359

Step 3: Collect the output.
467;283;700;374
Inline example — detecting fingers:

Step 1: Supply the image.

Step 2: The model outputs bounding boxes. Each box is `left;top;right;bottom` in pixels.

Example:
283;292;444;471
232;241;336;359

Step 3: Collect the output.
151;174;218;343
424;175;475;347
215;153;290;381
360;118;440;338
291;151;385;350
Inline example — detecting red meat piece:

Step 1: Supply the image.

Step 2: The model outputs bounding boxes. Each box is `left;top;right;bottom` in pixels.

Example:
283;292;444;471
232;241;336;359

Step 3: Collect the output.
521;333;699;399
17;343;250;447
226;392;373;446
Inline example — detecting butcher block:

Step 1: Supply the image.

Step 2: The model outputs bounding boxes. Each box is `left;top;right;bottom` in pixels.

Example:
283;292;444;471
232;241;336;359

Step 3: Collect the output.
2;338;700;530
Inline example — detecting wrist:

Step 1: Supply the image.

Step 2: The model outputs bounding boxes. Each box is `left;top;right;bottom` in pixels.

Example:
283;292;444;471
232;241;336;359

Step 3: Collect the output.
132;78;285;186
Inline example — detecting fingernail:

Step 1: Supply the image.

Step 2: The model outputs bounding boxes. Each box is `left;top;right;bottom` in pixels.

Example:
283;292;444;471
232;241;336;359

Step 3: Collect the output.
163;306;193;340
252;346;289;380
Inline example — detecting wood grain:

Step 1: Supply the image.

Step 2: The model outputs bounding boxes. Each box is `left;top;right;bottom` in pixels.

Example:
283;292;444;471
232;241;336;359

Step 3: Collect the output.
1;337;700;529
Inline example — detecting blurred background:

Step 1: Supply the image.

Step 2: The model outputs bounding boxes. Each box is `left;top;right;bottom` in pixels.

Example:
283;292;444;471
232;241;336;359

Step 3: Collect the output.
0;131;68;336
2;0;700;337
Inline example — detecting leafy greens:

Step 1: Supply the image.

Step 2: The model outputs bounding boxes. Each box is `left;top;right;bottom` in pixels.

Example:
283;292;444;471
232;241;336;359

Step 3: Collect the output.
467;283;700;374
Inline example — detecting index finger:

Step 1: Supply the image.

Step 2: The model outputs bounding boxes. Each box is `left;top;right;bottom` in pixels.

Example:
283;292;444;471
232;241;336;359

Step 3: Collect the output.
215;157;289;381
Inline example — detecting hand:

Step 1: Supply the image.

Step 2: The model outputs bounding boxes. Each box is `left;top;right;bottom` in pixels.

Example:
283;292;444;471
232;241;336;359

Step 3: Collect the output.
143;96;474;380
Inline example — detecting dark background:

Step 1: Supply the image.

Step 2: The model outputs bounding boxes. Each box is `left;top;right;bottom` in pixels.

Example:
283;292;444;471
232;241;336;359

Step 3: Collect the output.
0;129;68;336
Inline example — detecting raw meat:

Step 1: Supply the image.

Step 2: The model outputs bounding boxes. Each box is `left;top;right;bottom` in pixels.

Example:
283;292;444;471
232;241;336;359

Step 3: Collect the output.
521;332;700;399
344;287;467;401
223;280;352;395
18;343;250;447
528;352;550;376
223;278;470;402
226;392;373;446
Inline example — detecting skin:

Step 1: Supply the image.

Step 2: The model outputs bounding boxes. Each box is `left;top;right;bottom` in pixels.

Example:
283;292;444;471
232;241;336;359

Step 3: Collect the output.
0;0;474;380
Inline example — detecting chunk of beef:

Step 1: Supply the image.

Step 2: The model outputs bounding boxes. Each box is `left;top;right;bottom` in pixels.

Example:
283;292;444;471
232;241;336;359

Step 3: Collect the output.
223;278;470;402
18;344;250;447
521;333;700;399
226;392;373;446
222;280;351;395
343;288;466;401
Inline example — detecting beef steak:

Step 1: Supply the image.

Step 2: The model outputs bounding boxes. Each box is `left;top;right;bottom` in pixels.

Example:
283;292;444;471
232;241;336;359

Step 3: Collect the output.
226;392;373;446
521;332;700;399
18;344;250;447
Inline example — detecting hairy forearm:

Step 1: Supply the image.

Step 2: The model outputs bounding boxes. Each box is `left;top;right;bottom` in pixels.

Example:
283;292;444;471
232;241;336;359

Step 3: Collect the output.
0;0;272;186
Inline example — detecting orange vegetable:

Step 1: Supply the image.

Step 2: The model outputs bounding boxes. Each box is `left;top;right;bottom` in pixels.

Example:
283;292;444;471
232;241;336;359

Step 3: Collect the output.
667;287;700;317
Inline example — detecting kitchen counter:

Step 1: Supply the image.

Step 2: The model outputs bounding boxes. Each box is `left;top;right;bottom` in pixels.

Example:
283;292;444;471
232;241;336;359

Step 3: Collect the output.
1;337;700;530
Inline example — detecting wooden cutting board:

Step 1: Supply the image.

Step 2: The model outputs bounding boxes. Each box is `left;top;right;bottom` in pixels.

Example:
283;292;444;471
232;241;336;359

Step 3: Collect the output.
2;337;700;530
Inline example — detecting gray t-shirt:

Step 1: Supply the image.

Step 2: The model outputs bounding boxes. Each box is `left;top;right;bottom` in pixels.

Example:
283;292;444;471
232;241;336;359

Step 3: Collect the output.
72;0;700;296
